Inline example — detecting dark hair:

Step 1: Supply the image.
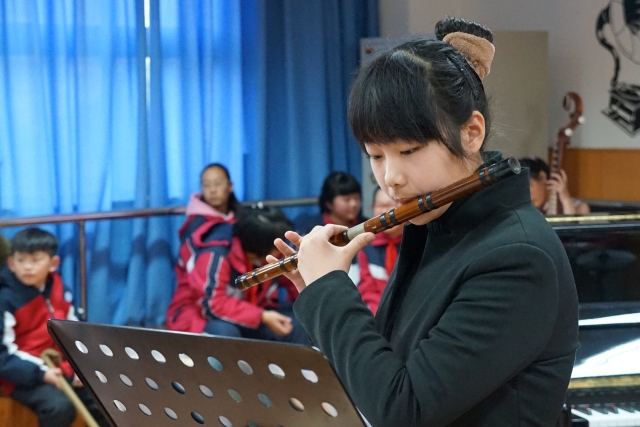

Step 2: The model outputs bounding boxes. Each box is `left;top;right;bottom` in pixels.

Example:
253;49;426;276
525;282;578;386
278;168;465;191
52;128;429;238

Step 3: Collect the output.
200;163;240;214
233;205;293;257
10;228;58;257
318;172;362;214
348;17;493;159
519;157;550;180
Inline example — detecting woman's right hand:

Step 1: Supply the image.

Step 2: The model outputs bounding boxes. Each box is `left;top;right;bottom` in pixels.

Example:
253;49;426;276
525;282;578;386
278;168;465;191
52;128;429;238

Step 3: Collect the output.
267;231;308;292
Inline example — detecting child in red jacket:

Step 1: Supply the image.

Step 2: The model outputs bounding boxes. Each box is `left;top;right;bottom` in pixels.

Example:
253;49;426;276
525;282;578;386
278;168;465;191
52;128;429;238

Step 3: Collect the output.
0;228;108;427
167;205;308;344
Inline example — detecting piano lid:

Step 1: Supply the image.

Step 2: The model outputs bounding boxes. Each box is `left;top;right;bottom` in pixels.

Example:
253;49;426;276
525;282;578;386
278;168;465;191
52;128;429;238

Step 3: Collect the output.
571;323;640;379
550;216;640;319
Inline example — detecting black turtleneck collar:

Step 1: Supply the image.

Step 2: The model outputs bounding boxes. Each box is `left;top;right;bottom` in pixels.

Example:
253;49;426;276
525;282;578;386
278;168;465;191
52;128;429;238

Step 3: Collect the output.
421;151;531;236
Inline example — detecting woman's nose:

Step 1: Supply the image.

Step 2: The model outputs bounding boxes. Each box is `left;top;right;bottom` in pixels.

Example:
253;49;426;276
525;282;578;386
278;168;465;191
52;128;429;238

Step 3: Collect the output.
384;158;405;188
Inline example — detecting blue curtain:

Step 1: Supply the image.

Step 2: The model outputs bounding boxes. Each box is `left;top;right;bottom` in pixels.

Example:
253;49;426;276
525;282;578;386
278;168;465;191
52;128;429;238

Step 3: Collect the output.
0;0;378;326
242;0;379;216
0;0;145;323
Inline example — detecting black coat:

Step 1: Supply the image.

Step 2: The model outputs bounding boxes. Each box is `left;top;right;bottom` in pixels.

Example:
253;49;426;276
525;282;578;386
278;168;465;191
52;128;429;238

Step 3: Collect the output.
294;155;579;427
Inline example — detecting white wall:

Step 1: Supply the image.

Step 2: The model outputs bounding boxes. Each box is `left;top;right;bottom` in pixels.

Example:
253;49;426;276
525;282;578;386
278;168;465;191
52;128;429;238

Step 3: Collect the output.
379;0;640;148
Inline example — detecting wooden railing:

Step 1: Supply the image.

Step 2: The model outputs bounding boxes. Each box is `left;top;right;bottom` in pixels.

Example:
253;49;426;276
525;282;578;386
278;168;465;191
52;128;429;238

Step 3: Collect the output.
0;197;317;320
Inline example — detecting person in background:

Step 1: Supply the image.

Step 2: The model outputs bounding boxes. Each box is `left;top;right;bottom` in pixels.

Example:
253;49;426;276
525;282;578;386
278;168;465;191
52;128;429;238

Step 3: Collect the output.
0;228;108;427
519;156;590;215
294;171;364;235
355;187;403;314
198;162;241;218
165;163;239;333
167;205;308;344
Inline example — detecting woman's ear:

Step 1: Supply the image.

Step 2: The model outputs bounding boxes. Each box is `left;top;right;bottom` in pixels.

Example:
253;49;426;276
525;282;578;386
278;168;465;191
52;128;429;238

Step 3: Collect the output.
461;111;486;155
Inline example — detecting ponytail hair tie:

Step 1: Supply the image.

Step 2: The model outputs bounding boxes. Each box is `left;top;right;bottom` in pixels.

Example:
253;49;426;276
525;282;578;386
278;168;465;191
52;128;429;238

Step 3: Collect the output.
443;32;495;80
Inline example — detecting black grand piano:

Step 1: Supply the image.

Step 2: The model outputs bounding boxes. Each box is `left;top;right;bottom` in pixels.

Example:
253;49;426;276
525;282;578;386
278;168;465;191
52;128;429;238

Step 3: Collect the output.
551;213;640;426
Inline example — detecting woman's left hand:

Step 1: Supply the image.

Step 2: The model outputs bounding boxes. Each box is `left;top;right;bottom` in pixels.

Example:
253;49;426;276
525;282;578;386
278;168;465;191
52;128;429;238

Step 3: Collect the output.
296;224;375;289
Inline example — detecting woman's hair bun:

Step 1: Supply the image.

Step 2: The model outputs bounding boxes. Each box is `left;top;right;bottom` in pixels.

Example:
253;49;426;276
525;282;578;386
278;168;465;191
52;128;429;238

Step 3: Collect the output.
435;17;493;43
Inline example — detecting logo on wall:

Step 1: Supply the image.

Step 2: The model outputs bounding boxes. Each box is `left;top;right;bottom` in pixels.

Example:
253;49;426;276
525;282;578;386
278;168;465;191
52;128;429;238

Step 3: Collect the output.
596;0;640;136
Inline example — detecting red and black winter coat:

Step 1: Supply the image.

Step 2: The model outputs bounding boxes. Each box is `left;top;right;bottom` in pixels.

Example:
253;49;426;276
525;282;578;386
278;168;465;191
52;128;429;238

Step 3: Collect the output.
166;194;296;333
0;266;77;395
356;231;402;315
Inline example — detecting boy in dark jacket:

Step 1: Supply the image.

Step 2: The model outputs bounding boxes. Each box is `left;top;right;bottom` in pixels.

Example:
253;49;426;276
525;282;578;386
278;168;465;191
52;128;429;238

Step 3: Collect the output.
0;228;107;427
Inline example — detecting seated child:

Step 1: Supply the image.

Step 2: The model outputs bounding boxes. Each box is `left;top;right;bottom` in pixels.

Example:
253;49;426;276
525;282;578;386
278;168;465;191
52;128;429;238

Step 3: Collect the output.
165;163;239;333
519;156;590;215
294;171;365;234
167;205;308;344
0;228;108;427
356;187;403;314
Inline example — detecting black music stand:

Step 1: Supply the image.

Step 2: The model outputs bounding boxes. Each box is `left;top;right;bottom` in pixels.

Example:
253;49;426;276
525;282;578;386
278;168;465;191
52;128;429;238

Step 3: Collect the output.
48;320;366;427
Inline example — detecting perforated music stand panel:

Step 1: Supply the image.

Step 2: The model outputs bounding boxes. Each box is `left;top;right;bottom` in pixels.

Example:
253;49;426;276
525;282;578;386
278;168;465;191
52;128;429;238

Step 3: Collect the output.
48;320;365;427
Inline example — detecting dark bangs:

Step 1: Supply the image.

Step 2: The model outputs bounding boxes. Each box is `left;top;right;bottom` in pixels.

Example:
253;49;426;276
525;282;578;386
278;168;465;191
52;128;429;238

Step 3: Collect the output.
348;38;485;159
349;51;439;145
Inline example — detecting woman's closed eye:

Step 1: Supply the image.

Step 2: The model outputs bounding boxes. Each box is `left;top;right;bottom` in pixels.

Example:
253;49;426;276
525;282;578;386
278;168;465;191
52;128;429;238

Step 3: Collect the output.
400;147;420;156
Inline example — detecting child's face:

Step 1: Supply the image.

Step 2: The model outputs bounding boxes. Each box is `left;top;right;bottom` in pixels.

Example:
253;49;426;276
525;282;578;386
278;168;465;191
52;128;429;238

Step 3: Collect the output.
201;167;234;213
326;193;361;224
528;173;548;209
8;251;60;288
365;139;482;226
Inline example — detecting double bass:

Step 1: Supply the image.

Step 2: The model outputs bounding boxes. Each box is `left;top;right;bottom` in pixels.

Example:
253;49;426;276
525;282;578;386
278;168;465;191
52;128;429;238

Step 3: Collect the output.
546;92;585;216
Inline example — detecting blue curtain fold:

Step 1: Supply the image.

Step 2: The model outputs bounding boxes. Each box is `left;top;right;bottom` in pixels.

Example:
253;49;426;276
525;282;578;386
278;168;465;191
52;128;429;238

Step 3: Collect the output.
242;0;379;209
0;0;378;326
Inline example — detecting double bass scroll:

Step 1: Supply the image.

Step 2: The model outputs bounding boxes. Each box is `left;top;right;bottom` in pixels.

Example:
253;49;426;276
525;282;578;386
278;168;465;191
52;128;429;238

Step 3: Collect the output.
547;92;585;216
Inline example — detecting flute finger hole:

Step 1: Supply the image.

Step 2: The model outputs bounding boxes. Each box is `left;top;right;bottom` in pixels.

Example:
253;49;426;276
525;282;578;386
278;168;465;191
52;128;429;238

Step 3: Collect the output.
268;363;285;379
75;341;88;354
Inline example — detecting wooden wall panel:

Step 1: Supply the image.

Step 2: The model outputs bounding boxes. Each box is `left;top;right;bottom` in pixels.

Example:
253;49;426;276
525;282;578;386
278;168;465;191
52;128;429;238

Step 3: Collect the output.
562;149;640;202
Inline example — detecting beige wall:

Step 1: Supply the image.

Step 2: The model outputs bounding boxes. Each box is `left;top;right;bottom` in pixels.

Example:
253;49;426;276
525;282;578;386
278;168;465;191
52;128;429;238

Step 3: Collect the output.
484;31;549;159
378;0;640;148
